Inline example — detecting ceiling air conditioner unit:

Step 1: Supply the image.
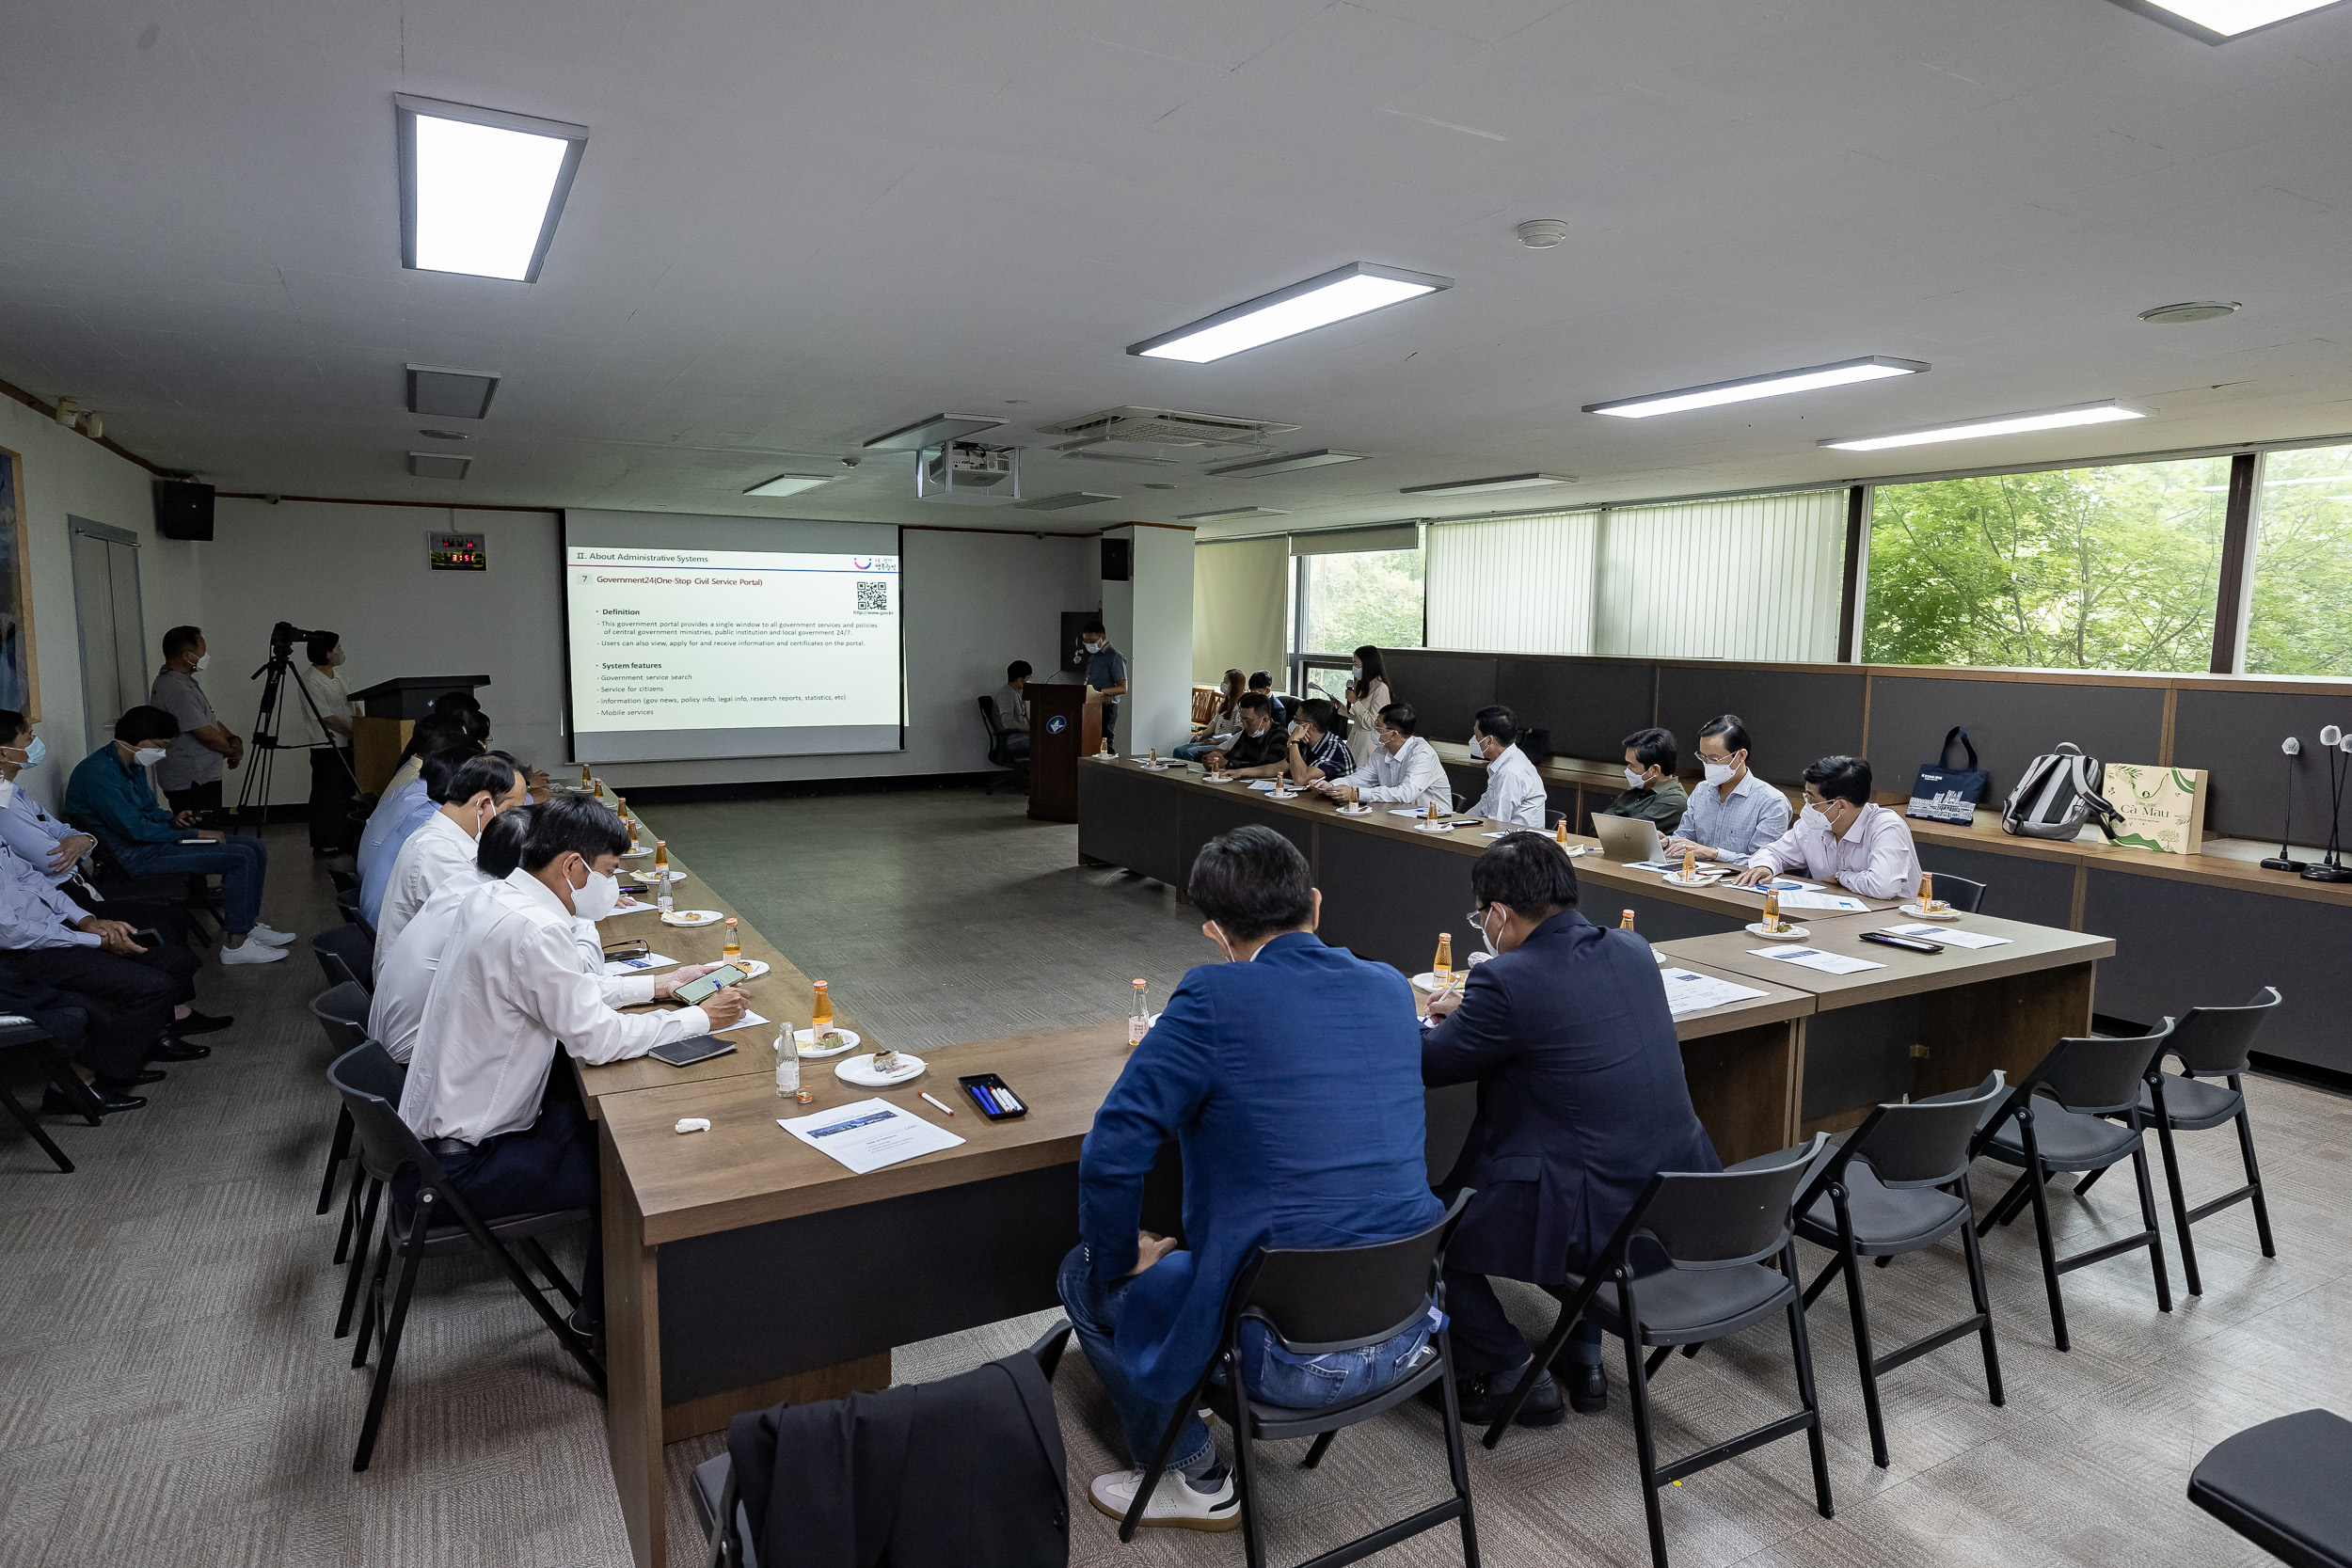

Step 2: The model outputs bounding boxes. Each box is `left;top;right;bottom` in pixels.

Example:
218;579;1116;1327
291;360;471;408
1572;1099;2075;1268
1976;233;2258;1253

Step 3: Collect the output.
1036;406;1301;455
916;439;1022;505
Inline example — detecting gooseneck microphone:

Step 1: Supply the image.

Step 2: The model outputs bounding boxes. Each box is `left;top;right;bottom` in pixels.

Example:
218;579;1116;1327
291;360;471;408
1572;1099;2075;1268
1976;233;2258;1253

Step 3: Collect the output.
2261;736;2309;873
2301;725;2352;883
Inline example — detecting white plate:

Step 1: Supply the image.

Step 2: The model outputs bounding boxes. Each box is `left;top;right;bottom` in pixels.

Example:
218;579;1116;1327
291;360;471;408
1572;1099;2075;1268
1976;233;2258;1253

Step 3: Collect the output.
1745;922;1811;941
796;1026;861;1057
1201;772;1234;784
1899;904;1960;921
629;867;688;883
620;847;654;859
1662;869;1731;885
1139;761;1175;770
1267;789;1301;800
660;909;724;927
733;959;771;980
1412;820;1461;833
1411;971;1467;993
1335;803;1373;816
835;1049;924;1086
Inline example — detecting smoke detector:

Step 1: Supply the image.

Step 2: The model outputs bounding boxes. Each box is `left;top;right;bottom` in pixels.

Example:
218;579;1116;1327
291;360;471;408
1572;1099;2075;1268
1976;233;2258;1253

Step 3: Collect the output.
1516;219;1570;249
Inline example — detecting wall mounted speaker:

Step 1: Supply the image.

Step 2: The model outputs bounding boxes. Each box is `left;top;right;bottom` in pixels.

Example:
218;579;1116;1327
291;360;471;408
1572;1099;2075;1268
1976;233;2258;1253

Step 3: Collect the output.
152;480;215;541
1101;538;1132;581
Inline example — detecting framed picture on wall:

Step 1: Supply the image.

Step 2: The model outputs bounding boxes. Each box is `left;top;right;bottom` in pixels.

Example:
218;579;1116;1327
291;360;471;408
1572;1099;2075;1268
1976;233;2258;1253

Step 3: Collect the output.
0;446;38;721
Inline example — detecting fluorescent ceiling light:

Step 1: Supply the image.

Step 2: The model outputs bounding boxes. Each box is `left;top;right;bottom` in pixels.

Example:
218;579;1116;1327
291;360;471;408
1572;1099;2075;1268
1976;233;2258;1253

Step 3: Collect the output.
405;364;501;420
743;473;833;499
1013;491;1120;511
2104;0;2349;42
1399;473;1574;497
1820;401;2151;452
407;451;472;480
863;413;1004;451
1205;449;1369;478
1179;506;1292;521
1584;356;1930;419
1129;263;1452;363
396;95;587;283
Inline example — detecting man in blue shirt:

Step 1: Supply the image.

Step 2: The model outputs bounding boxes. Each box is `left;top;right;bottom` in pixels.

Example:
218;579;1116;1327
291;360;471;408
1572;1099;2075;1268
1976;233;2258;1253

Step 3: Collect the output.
1060;825;1443;1531
1079;618;1129;752
64;706;293;964
359;740;486;929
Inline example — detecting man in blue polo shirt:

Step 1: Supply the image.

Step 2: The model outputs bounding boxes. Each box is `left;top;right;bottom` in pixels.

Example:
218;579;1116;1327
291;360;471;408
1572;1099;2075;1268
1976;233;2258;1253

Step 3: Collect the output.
1079;618;1129;752
1060;825;1442;1530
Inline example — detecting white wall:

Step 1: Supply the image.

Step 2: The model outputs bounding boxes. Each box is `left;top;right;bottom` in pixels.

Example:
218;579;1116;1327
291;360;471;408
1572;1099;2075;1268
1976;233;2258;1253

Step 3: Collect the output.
1104;524;1194;757
0;400;204;814
198;504;1096;795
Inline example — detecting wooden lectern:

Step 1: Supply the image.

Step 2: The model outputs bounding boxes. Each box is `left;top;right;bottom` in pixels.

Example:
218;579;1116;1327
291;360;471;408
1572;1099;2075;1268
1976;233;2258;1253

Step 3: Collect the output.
346;675;490;796
1026;682;1104;823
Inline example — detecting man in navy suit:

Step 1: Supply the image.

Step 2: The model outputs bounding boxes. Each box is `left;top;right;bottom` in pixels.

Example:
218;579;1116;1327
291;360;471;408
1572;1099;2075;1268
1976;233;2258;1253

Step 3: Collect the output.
1060;825;1444;1531
1422;832;1719;1424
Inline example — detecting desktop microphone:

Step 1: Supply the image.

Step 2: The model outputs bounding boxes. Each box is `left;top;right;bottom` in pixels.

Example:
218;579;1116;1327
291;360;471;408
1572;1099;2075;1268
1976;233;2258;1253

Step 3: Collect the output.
2302;726;2352;883
2261;736;2309;873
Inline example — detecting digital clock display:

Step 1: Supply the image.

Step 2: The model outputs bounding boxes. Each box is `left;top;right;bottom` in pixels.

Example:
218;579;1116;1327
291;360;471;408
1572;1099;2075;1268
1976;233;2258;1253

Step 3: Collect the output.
430;531;486;571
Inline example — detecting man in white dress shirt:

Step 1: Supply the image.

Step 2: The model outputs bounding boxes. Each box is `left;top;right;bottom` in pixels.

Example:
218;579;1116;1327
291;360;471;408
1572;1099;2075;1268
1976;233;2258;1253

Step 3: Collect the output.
1321;703;1453;814
373;751;529;972
1732;754;1923;900
1466;705;1548;829
398;796;748;1330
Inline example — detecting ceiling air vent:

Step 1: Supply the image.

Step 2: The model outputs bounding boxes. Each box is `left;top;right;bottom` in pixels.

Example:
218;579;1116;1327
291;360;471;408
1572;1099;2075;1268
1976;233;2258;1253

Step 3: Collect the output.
1036;406;1300;453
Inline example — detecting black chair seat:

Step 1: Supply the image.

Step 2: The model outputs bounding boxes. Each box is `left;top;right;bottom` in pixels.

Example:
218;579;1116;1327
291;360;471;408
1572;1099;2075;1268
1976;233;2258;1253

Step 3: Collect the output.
389;1202;589;1259
1557;1262;1795;1347
1796;1171;1969;1256
2141;1073;2245;1132
1210;1343;1446;1440
692;1452;761;1568
1981;1104;2140;1172
2189;1408;2352;1568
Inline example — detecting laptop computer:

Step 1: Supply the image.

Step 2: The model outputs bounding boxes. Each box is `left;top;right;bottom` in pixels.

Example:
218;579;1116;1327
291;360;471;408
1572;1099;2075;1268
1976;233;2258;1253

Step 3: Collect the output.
1591;813;1662;863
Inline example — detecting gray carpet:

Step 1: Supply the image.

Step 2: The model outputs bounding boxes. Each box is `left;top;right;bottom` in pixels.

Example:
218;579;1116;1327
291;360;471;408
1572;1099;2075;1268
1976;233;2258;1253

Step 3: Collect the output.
0;792;2340;1568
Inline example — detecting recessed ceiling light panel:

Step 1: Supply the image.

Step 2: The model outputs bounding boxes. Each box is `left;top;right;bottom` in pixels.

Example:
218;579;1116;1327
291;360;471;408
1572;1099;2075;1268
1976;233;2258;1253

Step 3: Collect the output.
742;473;833;498
405;364;501;420
1820;400;2151;452
1205;449;1370;478
1129;262;1453;363
1584;356;1930;419
396;95;587;283
2138;300;2242;324
1012;491;1120;511
1399;473;1574;497
1179;506;1292;521
2104;0;2348;42
407;451;473;480
862;413;1005;451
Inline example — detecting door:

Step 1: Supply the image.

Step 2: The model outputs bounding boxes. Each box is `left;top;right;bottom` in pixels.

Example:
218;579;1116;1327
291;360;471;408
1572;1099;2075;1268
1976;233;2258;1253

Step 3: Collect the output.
70;517;147;743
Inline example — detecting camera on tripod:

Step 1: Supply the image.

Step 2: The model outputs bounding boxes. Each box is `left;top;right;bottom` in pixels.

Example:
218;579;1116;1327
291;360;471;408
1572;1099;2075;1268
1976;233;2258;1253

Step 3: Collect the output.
268;621;329;660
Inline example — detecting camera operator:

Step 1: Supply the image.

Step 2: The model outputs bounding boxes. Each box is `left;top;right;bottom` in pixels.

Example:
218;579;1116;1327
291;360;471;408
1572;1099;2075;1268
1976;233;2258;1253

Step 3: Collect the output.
151;626;242;818
297;629;358;856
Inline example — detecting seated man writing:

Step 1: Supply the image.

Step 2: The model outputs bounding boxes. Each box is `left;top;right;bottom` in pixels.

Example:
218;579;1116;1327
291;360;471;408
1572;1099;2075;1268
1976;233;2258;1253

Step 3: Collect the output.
1731;753;1922;899
1319;703;1452;814
1059;825;1443;1530
1422;832;1719;1422
1202;692;1287;777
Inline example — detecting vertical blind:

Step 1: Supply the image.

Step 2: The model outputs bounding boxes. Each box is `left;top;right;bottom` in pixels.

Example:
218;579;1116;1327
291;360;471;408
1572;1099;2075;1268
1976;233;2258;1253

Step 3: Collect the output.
1425;511;1599;652
1191;535;1288;683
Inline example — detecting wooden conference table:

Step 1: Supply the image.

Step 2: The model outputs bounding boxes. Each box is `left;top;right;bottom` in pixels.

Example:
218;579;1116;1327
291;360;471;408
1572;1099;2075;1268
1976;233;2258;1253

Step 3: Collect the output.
582;791;2107;1568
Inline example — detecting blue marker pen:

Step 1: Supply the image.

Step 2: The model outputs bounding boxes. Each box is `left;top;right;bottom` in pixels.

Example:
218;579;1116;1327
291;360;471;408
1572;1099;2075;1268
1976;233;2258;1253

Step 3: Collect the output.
967;1083;997;1114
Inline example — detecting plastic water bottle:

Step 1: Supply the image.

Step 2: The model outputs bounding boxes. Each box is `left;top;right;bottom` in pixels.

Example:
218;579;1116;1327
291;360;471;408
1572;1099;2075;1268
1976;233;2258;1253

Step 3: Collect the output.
1127;979;1150;1049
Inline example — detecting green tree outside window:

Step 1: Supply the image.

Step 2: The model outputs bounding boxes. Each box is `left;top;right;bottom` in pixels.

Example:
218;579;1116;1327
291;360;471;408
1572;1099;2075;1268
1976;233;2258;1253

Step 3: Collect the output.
2246;444;2352;677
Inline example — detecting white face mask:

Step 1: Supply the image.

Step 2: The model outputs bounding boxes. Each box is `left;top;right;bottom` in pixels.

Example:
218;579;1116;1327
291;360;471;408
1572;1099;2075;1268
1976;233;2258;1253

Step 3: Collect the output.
1207;920;1237;963
1801;802;1832;832
328;648;346;667
194;653;210;672
569;859;621;921
1702;758;1738;786
1351;663;1363;678
134;746;167;767
1476;906;1502;957
1625;767;1648;789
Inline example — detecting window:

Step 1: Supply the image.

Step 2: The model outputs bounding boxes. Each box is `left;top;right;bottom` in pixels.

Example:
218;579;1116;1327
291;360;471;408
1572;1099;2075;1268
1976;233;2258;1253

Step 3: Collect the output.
2245;444;2352;677
1296;547;1423;666
1862;457;2230;673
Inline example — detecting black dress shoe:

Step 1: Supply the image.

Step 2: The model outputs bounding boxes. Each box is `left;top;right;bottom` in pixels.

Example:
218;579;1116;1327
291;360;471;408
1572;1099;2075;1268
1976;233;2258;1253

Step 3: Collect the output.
1562;1361;1608;1414
1421;1366;1566;1428
172;1009;234;1037
151;1037;211;1062
44;1083;146;1116
129;1068;167;1085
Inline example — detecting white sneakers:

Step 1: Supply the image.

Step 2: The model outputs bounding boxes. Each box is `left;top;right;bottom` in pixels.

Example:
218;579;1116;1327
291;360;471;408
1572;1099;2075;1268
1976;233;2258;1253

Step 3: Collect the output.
247;925;297;946
220;939;288;964
1087;1466;1242;1532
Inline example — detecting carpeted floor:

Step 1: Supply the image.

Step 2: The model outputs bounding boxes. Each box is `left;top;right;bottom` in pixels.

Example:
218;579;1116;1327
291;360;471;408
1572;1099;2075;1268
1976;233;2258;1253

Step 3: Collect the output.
0;789;2342;1568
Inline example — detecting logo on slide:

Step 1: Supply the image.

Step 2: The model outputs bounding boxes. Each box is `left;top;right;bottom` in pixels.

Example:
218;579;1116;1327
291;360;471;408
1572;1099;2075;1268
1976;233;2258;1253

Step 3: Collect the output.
1046;716;1068;735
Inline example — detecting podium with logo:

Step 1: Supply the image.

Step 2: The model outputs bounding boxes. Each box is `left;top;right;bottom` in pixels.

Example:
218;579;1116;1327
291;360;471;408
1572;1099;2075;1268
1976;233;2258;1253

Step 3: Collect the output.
1026;682;1103;822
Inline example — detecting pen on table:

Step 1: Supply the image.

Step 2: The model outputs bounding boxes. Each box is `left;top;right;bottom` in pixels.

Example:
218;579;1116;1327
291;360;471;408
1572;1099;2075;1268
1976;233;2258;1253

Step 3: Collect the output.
919;1090;956;1116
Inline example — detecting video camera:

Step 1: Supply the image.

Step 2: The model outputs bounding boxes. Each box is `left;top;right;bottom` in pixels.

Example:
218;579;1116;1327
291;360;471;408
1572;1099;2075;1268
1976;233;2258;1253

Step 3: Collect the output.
267;621;331;659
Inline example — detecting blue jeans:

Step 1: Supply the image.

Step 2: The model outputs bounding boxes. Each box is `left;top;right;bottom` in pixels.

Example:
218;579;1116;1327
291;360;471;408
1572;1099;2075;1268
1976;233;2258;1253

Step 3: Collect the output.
120;834;269;934
1058;1244;1436;1472
1172;741;1218;763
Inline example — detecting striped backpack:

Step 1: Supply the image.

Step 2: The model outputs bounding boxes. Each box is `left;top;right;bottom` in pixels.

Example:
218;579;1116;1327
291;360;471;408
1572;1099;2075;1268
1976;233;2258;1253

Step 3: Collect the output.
2000;741;2122;842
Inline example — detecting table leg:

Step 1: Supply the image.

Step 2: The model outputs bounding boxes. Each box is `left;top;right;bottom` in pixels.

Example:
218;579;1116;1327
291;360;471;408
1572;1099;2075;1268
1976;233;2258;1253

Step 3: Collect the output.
1681;1019;1804;1164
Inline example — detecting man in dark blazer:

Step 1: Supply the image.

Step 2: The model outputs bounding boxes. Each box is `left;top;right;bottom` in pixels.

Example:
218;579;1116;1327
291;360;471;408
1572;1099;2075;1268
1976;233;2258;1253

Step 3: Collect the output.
1422;832;1719;1424
1060;825;1444;1531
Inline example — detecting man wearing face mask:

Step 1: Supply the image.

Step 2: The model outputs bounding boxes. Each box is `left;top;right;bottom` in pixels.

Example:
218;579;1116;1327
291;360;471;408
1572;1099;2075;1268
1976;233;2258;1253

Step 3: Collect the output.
297;630;358;856
1320;703;1452;814
66;705;291;964
0;711;98;885
1597;726;1688;832
1465;705;1547;829
401;796;749;1337
1661;714;1791;863
150;626;243;819
1058;826;1443;1530
1420;832;1718;1425
1078;618;1129;752
1202;692;1287;777
373;752;530;973
1732;754;1923;899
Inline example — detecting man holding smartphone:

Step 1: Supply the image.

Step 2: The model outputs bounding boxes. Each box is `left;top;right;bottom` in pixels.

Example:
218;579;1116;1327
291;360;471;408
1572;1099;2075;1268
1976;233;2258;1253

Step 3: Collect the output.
400;797;748;1338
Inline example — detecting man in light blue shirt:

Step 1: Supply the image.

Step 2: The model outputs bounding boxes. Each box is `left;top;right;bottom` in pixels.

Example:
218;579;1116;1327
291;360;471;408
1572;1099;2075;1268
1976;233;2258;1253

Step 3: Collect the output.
1661;715;1793;863
360;742;485;929
1079;619;1129;751
1466;705;1548;829
0;718;96;884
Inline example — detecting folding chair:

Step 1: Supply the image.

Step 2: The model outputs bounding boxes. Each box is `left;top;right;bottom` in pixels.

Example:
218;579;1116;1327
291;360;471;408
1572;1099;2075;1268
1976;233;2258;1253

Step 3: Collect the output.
310;924;375;992
0;1017;100;1173
2137;988;2283;1296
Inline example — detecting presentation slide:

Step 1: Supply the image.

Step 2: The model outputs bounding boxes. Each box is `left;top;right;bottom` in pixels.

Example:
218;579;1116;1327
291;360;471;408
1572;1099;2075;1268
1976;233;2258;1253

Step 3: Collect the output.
562;511;903;764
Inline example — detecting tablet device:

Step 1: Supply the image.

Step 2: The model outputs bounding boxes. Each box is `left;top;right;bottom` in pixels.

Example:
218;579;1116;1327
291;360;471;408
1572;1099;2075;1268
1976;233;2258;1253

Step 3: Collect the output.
675;963;749;1006
1592;814;1661;863
649;1035;736;1068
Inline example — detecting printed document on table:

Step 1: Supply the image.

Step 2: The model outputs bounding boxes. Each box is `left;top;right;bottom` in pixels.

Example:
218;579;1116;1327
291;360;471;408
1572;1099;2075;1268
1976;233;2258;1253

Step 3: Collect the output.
781;1096;965;1175
1658;968;1772;1015
1774;891;1872;913
714;1009;771;1036
1745;946;1886;975
604;952;678;976
1884;923;2012;949
613;894;653;914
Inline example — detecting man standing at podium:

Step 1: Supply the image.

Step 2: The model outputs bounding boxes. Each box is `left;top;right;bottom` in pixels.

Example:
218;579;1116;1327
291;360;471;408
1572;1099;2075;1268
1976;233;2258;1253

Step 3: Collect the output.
1080;619;1128;752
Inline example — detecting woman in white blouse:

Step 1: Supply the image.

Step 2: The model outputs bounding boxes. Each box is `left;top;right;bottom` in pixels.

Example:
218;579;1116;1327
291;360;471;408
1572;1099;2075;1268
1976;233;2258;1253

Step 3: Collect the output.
1344;645;1391;768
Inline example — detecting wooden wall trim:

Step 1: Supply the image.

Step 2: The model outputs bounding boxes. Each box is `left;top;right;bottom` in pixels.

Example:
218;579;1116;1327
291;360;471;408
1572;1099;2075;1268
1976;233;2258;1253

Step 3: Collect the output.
2159;686;2178;766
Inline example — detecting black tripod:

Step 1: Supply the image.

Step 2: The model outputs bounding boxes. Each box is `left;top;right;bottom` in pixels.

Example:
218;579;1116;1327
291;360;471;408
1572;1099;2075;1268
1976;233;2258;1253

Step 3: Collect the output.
236;624;357;833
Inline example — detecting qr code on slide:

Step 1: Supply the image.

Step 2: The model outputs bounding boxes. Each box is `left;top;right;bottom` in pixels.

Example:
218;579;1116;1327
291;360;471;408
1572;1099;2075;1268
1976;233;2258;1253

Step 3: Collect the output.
856;580;889;613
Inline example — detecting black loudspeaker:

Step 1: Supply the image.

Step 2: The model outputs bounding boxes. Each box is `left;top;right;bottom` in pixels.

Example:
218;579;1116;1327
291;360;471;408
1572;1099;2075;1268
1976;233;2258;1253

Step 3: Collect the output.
152;480;215;541
1101;538;1131;581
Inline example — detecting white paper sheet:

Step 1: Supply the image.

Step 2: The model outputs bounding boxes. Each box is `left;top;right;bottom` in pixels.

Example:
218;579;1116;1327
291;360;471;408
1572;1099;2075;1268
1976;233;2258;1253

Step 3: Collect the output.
612;895;653;914
1658;968;1772;1015
1388;808;1429;817
780;1096;966;1175
1883;923;2011;949
604;952;679;976
1745;945;1886;975
713;1009;771;1036
1774;891;1872;913
1722;877;1824;893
